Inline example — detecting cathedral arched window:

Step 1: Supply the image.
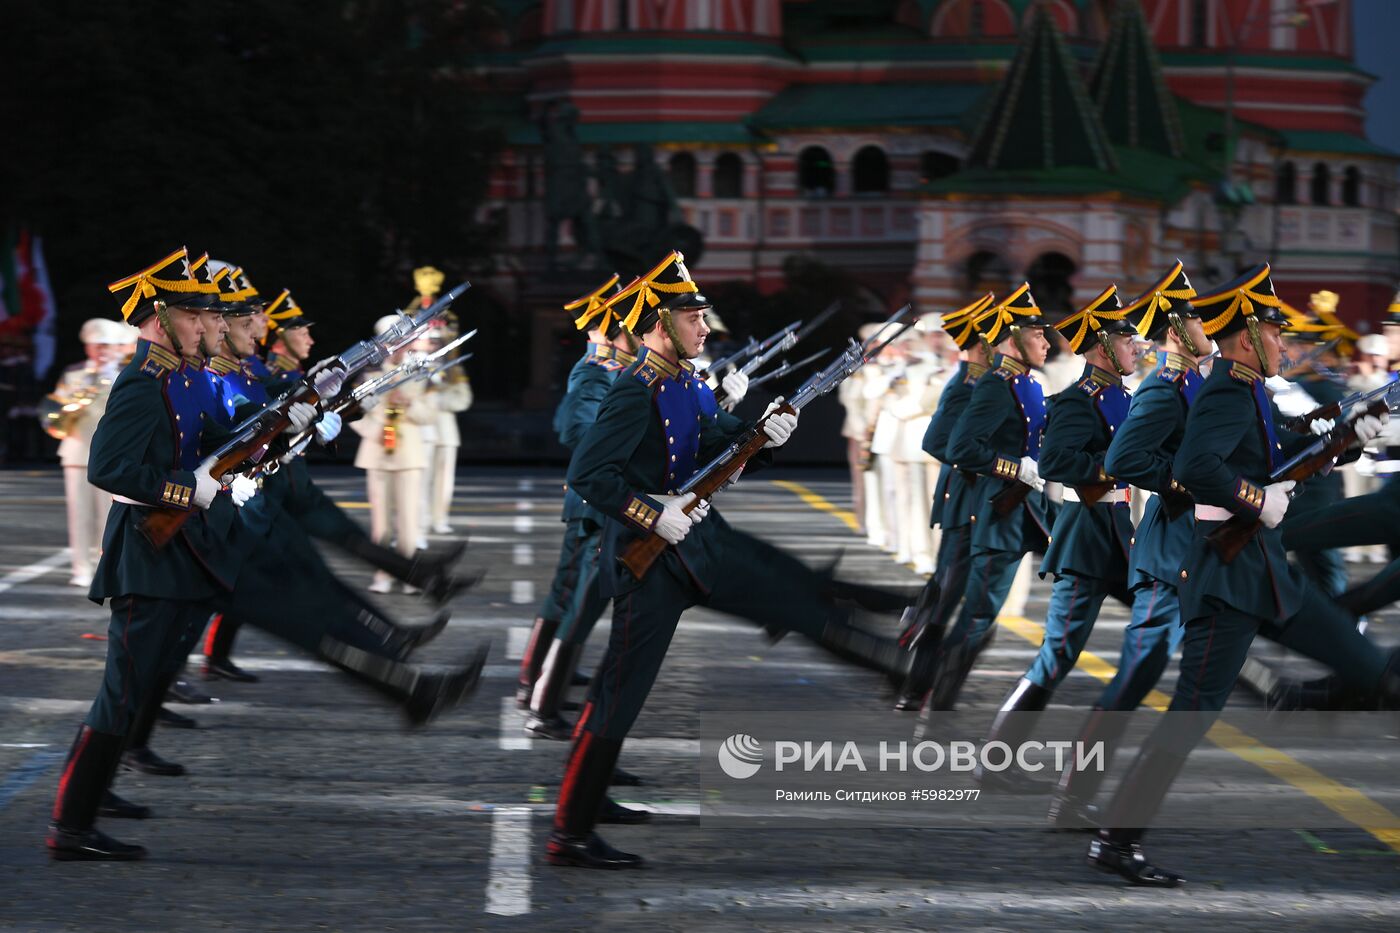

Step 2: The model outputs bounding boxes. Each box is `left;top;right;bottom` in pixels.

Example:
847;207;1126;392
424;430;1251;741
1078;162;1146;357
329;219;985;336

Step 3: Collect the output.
921;151;961;183
852;146;890;194
1275;161;1296;204
1311;162;1331;206
713;153;744;198
1342;166;1361;207
669;152;697;198
799;146;836;198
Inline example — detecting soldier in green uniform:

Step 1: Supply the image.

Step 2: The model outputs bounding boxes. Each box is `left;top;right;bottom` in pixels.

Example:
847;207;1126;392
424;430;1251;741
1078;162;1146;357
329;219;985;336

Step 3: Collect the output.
546;252;929;869
47;248;319;860
517;275;629;721
894;293;995;711
977;285;1140;788
1049;261;1210;823
919;284;1053;711
1088;263;1400;887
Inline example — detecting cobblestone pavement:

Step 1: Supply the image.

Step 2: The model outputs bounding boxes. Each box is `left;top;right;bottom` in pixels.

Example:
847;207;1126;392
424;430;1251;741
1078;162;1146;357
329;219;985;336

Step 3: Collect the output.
1;467;1397;932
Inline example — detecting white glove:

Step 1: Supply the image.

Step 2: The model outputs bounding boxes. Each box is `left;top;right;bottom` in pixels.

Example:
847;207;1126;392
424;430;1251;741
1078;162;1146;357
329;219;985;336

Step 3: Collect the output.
286;401;317;434
228;474;258;508
1350;412;1387;447
1308;417;1335;436
191;466;220;509
1357;455;1378;478
1017;456;1045;491
653;492;699;544
721;371;749;404
1259;479;1296;529
308;358;346;399
689;497;712;523
1264;375;1293;396
315;410;343;444
761;402;799;449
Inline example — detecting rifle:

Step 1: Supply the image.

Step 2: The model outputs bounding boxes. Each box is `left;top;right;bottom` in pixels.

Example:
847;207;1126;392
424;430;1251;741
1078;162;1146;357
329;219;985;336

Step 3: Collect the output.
1280;375;1396;434
267;352;476;472
138;282;471;548
1206;379;1400;563
713;303;841;403
747;349;831;390
703;318;801;383
619;305;915;580
366;328;476;396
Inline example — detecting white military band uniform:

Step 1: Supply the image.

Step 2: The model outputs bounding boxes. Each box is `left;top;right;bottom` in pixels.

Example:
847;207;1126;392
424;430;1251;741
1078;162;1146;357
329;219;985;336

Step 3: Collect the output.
420;373;473;534
352;369;436;592
55;359;118;585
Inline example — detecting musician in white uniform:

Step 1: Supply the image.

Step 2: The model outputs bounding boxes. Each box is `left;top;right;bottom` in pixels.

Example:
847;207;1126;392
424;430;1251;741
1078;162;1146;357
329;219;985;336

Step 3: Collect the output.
418;315;474;535
50;319;125;586
353;315;437;593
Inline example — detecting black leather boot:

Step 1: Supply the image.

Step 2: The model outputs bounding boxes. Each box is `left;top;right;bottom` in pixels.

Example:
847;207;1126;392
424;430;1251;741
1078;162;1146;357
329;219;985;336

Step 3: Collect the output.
516;617;560;708
524;640;582;740
928;626;997;711
166;677;214;704
599;796;651;825
976;677;1054;794
342;536;476;605
122;677;186;776
545;732;643;869
121;746;185;777
156;706;198;729
1087;829;1183;887
99;790;152;820
202;614;258;682
48;726;146;861
382;609;451;661
1049;707;1126;830
318;635;488;726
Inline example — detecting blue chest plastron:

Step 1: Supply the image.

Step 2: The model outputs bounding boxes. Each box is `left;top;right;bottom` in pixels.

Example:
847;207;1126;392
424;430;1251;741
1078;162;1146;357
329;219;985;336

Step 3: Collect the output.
634;347;719;493
1009;373;1046;459
164;364;221;470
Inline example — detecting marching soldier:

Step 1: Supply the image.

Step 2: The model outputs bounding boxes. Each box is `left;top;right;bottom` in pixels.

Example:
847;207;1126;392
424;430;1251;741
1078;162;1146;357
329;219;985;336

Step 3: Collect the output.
977;285;1140;789
1050;261;1211;824
546;252;931;869
895;294;995;711
517;274;630;731
49;318;124;587
48;247;319;860
921;285;1053;711
263;288;315;384
1088;263;1399;887
352;316;437;593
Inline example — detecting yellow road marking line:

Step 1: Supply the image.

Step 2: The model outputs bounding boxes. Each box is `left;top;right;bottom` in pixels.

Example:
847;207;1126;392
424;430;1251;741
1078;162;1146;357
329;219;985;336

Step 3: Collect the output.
774;478;1400;851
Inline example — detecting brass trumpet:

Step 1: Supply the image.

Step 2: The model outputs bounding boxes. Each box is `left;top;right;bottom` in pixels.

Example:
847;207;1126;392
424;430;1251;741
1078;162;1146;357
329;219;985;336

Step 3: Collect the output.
39;380;107;440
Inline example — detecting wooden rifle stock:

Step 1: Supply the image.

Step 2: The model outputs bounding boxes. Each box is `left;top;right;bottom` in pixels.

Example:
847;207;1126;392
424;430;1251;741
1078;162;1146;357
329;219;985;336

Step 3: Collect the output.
617;406;790;580
1280;398;1344;435
1075;479;1115;505
1206;399;1385;563
137;385;322;549
990;480;1032;517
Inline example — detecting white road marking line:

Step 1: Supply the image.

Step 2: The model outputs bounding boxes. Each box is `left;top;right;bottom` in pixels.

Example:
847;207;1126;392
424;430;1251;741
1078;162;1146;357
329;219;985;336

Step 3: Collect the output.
0;743;50;748
517;478;534;492
499;696;532;751
512;544;533;566
506;626;531;660
0;550;69;594
484;807;533;916
510;580;535;605
512;515;534;534
515;499;532;512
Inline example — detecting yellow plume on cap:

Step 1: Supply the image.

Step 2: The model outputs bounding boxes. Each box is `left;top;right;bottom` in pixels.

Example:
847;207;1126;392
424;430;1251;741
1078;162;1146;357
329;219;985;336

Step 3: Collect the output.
1195;264;1285;336
566;273;623;333
974;282;1038;345
1122;260;1196;338
601;251;700;334
1055;285;1126;354
107;247;206;321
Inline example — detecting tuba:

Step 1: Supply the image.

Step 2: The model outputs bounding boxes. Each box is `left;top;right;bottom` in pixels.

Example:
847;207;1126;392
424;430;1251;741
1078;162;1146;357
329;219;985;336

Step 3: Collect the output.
39;378;108;440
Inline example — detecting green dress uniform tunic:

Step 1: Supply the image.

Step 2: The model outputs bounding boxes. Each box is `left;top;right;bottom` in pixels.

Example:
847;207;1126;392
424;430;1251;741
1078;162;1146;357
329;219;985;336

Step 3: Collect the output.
929;354;1048;708
1025;363;1135;689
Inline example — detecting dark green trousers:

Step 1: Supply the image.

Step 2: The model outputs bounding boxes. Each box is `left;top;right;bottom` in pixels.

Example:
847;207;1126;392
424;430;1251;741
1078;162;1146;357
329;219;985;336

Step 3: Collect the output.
87;595;215;736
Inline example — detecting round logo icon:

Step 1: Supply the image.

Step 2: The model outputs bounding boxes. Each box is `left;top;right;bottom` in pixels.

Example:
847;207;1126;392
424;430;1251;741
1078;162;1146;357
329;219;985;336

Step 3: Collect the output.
717;733;763;780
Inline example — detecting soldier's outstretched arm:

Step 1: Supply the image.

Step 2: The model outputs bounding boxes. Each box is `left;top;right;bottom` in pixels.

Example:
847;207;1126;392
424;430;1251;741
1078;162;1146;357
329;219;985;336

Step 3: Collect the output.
87;377;199;510
1037;393;1101;485
1173;384;1263;517
567;378;658;527
946;377;1008;474
1104;384;1180;493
